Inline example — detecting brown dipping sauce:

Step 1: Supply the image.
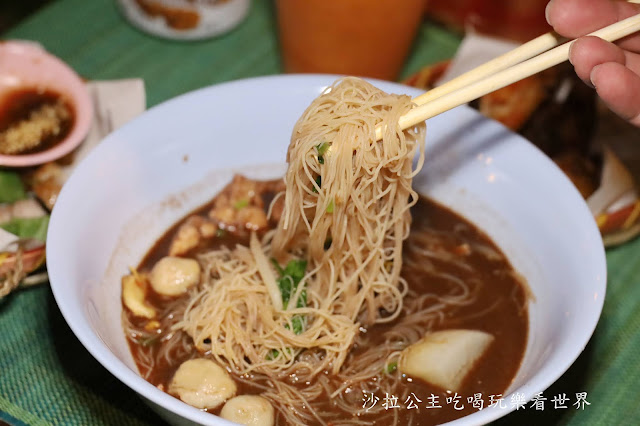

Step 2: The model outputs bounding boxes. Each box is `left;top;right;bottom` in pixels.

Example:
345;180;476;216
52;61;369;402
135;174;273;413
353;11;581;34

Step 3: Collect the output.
0;88;74;155
125;181;528;425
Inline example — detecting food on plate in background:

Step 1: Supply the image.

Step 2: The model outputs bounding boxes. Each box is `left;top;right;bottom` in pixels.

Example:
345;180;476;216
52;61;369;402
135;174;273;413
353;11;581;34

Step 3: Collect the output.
117;0;250;40
0;88;74;156
121;78;530;425
275;0;425;80
473;64;600;199
405;59;640;245
405;63;600;198
0;171;49;297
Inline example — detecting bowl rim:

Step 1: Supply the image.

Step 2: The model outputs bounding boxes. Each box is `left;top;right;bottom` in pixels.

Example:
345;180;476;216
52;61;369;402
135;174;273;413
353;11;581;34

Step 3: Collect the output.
47;74;607;426
0;41;93;167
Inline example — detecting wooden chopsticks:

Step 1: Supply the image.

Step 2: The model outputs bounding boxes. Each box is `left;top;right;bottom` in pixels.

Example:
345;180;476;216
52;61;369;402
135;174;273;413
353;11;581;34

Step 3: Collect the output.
376;10;640;140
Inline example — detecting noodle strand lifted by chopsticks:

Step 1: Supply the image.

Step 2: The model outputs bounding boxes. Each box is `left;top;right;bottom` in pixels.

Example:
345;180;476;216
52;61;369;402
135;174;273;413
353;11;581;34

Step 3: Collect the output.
173;77;426;380
272;77;425;325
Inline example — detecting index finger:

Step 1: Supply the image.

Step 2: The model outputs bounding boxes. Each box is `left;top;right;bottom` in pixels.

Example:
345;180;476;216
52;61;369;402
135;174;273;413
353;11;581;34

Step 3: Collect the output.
547;0;640;51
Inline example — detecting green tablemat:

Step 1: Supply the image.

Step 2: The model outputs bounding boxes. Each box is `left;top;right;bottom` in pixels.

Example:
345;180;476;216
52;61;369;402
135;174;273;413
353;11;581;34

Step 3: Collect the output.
2;0;640;425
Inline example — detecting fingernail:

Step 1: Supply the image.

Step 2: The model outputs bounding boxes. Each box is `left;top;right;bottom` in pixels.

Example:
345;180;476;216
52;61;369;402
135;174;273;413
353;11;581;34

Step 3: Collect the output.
568;41;575;66
590;64;602;87
545;0;555;26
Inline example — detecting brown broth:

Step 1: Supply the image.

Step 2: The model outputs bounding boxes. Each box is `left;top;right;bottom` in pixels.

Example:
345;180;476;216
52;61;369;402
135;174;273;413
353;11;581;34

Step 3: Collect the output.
125;187;528;425
0;87;74;155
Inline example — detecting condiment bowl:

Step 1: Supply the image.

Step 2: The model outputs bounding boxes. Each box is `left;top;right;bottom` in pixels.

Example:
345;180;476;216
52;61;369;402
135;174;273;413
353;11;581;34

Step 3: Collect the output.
0;41;92;167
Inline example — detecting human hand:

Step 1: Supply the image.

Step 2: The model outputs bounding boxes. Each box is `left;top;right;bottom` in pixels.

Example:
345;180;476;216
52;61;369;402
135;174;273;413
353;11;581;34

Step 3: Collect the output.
546;0;640;126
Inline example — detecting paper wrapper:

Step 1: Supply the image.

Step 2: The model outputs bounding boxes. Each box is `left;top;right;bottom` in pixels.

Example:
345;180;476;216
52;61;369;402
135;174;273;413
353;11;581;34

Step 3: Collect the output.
404;33;640;247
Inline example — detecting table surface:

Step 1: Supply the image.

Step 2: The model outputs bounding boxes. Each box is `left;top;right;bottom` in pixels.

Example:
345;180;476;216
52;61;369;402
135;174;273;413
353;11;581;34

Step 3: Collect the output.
2;1;640;425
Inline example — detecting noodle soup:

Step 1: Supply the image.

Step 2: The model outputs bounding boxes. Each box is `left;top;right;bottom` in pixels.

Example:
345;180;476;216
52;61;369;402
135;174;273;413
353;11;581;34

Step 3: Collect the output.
123;177;528;425
120;78;528;425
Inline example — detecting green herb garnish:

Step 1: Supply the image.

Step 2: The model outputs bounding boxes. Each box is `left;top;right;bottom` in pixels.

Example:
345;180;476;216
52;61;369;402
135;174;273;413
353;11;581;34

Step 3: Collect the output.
138;335;159;347
289;316;305;335
271;259;308;335
326;199;334;213
316;142;330;164
215;228;226;238
233;198;249;210
384;362;398;374
272;259;307;308
312;175;322;193
267;349;280;360
267;348;292;360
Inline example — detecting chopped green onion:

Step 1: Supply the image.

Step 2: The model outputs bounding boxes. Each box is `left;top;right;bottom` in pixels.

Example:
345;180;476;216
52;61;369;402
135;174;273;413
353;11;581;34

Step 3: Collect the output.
271;259;308;335
384;362;398;374
312;175;321;193
316;142;330;155
316;142;330;164
267;348;292;360
326;199;334;213
324;238;332;250
233;198;249;210
215;228;226;238
138;335;159;347
290;317;305;335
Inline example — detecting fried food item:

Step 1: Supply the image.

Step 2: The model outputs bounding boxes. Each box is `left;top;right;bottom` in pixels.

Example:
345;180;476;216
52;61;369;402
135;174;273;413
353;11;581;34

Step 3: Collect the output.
478;75;547;131
23;162;64;210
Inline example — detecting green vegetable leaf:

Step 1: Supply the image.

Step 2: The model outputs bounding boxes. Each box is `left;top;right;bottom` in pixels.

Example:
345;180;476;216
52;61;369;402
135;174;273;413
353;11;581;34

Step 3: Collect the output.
0;216;49;241
0;171;26;203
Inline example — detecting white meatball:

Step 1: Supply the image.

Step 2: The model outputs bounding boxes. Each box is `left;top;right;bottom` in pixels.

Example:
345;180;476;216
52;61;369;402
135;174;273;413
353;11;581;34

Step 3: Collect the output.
399;329;494;392
220;395;274;426
169;358;237;409
149;256;201;296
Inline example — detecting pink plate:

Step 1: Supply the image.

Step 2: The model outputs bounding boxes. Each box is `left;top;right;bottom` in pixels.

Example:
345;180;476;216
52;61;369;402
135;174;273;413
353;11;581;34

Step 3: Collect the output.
0;41;92;167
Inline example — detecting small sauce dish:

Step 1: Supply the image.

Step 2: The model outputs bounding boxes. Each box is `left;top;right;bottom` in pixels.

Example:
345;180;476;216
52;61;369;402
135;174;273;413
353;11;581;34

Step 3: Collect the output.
0;41;92;167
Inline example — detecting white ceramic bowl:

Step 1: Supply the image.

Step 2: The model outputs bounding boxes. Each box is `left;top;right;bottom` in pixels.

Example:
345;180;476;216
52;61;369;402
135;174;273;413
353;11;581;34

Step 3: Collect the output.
47;75;606;426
